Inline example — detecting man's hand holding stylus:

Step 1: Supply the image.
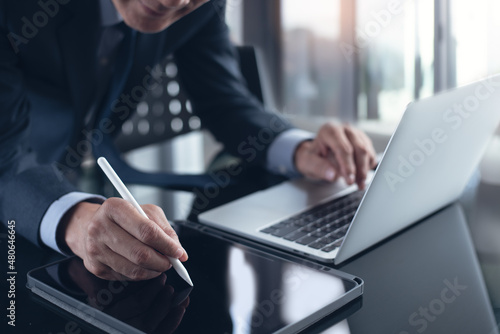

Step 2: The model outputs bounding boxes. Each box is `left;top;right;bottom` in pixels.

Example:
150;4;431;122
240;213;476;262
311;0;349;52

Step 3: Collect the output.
61;198;188;281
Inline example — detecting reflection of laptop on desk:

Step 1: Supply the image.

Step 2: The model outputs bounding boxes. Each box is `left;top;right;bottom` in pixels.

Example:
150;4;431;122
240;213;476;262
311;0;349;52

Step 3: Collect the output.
199;74;500;264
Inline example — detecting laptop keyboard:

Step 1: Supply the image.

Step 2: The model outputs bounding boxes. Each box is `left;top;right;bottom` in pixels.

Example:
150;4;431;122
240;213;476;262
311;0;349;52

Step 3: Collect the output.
259;190;365;253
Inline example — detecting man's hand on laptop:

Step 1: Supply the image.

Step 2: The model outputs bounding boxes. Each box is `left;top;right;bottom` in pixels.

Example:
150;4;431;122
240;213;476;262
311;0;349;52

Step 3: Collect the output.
61;198;188;281
294;122;377;189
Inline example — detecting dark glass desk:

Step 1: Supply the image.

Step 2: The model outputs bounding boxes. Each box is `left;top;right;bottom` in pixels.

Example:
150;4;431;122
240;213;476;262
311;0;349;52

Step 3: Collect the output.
2;168;499;334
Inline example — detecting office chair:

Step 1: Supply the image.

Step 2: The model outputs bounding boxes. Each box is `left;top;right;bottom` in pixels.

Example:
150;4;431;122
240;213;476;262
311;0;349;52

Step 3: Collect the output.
101;46;265;192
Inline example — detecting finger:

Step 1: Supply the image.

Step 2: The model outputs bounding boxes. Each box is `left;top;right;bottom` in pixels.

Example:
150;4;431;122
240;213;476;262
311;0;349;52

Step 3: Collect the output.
300;152;339;182
92;217;173;273
357;130;378;168
83;257;135;282
344;126;370;189
102;199;184;260
142;205;179;242
90;246;163;281
312;139;329;158
325;152;342;183
142;205;188;262
318;124;356;184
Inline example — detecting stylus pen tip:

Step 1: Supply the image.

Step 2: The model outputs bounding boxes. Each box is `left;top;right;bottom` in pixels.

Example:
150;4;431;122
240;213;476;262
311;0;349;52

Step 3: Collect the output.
171;258;193;286
180;270;193;286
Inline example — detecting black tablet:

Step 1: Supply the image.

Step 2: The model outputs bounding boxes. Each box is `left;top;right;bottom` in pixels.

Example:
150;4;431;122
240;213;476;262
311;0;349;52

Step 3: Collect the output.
27;222;362;334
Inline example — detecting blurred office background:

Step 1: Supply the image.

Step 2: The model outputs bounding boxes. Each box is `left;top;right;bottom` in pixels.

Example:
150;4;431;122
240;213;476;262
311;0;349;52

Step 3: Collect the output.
124;0;500;220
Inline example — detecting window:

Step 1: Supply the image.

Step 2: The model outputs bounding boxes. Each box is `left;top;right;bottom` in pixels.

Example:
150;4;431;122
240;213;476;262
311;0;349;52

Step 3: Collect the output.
451;1;500;85
225;0;243;44
356;0;434;122
240;0;499;124
281;0;343;118
279;0;435;123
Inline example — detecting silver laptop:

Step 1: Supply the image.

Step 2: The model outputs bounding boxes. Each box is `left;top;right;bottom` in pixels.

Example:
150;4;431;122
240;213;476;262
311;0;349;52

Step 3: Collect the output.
199;74;500;264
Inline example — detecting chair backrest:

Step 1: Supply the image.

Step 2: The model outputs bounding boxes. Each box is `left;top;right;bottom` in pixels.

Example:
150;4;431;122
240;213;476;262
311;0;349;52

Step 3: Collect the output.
114;46;264;153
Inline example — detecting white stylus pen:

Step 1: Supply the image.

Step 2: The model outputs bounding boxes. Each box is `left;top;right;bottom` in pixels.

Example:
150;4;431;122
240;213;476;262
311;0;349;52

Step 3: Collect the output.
97;157;193;286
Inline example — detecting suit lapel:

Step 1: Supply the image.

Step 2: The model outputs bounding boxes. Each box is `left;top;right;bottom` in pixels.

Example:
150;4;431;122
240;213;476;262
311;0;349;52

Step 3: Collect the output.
57;0;100;115
99;24;137;121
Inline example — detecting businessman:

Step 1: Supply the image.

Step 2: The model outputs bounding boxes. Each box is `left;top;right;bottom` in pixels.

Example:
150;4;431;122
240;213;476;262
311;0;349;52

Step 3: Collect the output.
0;0;376;280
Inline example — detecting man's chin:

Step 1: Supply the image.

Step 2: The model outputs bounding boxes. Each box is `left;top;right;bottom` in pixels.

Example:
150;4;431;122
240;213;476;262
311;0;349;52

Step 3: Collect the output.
123;17;173;34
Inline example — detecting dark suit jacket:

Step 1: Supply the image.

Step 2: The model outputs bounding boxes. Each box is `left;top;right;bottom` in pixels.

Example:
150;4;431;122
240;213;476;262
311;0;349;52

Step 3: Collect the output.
0;0;292;248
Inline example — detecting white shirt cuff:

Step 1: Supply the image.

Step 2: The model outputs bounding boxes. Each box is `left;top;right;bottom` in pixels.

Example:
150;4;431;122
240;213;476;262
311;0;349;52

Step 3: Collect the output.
266;128;315;177
40;192;105;255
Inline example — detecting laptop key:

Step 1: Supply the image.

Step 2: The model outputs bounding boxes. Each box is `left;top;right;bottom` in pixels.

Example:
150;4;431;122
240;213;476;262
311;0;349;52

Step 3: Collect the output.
338;224;349;233
321;238;343;252
296;235;317;245
330;227;348;239
314;218;326;225
293;219;310;227
321;244;337;252
273;221;292;229
311;221;326;229
323;224;336;233
304;215;316;222
308;241;325;249
319;236;336;245
284;230;308;241
311;230;328;238
270;225;299;237
260;227;277;234
301;224;316;232
329;218;345;229
323;213;336;222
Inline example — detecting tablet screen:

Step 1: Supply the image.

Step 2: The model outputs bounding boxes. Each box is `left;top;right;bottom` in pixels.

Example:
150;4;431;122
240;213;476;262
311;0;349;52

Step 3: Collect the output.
28;225;360;334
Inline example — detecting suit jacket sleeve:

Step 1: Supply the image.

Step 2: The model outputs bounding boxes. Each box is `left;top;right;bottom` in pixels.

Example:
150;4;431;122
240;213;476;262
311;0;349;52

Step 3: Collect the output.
173;4;293;167
0;15;77;247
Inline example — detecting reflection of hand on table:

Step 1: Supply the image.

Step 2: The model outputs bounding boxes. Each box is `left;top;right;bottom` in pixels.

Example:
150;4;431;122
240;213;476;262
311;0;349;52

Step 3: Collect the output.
67;258;190;334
